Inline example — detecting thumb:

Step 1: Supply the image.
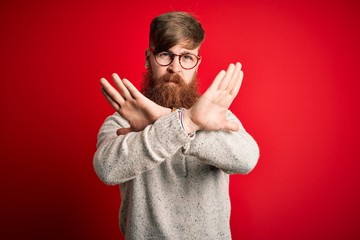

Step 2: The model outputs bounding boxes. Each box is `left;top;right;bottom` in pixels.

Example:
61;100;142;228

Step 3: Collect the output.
223;121;239;132
116;128;133;135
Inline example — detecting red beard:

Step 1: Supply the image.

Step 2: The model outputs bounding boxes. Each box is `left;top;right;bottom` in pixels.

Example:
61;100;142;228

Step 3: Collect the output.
141;71;199;109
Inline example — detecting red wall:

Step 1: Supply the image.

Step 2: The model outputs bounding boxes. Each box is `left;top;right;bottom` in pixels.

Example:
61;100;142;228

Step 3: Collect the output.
1;0;359;239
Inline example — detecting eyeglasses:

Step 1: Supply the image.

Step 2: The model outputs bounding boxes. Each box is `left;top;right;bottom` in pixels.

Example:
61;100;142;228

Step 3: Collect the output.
150;49;201;70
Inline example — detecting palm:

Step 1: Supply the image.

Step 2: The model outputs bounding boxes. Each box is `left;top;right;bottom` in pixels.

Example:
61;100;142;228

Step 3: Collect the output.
118;91;165;131
186;62;243;132
100;74;170;133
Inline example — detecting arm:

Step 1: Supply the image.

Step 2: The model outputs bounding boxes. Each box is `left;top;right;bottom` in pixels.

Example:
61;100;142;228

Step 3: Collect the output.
93;111;192;185
186;111;259;174
100;63;244;135
95;62;258;183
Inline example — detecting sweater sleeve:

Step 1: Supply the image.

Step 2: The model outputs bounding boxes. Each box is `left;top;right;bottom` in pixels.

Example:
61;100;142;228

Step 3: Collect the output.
185;111;259;174
93;111;192;185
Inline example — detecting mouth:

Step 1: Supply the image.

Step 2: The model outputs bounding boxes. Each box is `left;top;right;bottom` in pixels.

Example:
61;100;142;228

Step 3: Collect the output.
165;81;179;86
158;73;182;86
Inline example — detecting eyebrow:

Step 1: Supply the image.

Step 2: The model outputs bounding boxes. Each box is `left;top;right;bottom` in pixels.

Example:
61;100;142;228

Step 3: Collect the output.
167;50;197;55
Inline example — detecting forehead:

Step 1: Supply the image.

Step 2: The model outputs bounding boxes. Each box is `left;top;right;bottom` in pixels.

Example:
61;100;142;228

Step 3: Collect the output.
167;44;200;55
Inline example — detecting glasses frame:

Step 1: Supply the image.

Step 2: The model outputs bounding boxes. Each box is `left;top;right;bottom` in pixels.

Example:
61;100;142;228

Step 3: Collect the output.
149;48;201;70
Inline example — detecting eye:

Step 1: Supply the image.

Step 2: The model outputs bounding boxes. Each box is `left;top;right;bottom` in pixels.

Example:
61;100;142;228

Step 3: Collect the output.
158;52;170;58
182;54;195;62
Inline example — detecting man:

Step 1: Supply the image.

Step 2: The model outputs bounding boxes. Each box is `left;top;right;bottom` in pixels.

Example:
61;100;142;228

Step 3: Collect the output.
94;11;259;239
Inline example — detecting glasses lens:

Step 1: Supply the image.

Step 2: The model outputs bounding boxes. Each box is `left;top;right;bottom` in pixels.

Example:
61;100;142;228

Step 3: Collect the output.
180;53;198;69
156;52;172;66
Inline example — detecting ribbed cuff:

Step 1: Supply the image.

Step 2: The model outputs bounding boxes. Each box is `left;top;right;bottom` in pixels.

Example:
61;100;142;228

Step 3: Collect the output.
152;111;194;154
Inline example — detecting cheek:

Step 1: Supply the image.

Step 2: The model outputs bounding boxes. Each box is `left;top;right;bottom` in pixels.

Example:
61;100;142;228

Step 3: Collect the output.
150;66;164;79
149;60;166;79
183;70;197;84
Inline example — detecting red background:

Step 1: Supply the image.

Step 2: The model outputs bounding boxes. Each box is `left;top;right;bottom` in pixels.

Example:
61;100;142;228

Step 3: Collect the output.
1;0;360;239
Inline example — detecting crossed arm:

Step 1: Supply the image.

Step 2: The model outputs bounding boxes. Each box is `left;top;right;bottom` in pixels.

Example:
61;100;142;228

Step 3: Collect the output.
95;62;259;183
100;62;243;134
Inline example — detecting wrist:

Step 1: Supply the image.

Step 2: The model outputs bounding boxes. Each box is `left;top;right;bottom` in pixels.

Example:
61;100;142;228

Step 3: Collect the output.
182;109;200;134
151;107;172;123
160;107;172;117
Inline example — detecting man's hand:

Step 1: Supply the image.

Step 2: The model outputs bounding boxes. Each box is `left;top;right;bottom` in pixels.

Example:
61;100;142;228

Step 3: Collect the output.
183;62;243;133
100;73;171;135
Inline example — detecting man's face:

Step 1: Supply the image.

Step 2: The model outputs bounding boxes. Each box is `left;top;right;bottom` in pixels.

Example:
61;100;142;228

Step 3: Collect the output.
142;42;202;109
147;43;201;85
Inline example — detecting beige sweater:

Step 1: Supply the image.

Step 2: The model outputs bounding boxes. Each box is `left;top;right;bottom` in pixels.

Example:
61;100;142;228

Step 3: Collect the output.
94;111;259;240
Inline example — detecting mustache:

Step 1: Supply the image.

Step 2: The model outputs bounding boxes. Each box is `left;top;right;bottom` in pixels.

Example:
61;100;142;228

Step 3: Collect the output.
158;73;183;84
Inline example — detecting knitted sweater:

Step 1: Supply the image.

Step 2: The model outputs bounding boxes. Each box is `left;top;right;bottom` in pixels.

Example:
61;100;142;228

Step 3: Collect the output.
93;110;259;240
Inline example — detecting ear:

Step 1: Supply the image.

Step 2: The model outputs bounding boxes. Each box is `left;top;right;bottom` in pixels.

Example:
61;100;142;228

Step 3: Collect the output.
193;57;202;72
145;49;151;58
145;49;150;68
197;57;202;66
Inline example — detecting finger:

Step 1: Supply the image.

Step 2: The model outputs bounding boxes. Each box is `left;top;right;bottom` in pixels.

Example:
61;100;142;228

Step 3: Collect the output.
116;128;133;135
230;68;244;97
218;63;235;90
223;121;240;132
100;78;125;105
112;73;133;101
226;62;242;92
101;87;121;111
208;70;226;91
122;78;142;99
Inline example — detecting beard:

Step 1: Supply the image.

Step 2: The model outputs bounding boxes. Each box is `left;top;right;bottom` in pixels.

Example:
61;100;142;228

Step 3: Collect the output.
141;69;199;109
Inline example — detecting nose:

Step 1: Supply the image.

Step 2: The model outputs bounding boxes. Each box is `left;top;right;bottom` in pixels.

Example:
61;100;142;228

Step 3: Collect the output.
167;55;182;73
